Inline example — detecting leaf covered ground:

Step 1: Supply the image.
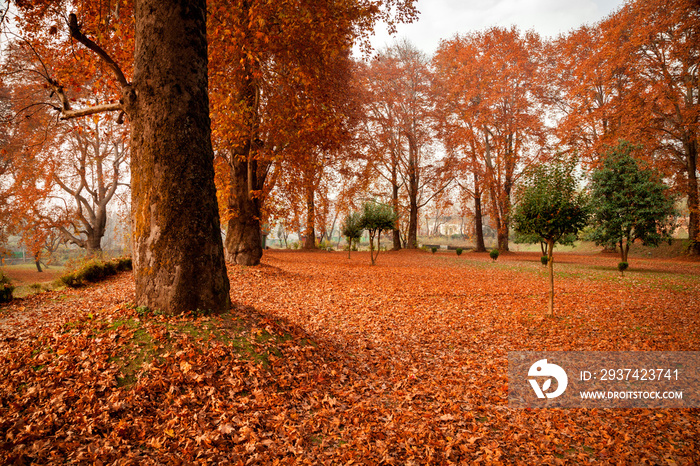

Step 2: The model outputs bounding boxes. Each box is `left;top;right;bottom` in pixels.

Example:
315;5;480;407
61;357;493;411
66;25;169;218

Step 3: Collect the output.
1;250;699;464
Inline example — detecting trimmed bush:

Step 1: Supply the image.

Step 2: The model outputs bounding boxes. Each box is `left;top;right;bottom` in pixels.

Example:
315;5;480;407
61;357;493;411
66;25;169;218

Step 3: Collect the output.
0;272;14;303
456;248;463;256
618;261;629;275
59;256;133;288
490;249;500;261
540;256;549;266
431;246;438;254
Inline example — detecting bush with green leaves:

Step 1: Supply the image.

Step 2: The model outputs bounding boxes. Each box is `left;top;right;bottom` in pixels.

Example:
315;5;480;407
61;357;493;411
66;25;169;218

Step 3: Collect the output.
0;272;14;303
359;201;398;265
456;248;463;256
431;246;438;254
341;211;363;259
589;141;677;266
618;261;629;276
59;256;133;288
490;249;499;261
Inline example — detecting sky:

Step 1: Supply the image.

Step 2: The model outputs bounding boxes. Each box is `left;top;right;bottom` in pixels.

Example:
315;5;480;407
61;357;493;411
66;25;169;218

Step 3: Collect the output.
365;0;627;56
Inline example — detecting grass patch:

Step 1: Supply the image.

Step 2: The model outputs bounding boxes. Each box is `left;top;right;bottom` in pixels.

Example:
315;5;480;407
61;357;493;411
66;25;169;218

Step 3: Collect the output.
65;310;305;388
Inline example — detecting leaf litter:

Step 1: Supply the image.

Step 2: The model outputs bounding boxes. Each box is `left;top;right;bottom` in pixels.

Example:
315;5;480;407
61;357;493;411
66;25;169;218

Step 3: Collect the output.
0;250;698;464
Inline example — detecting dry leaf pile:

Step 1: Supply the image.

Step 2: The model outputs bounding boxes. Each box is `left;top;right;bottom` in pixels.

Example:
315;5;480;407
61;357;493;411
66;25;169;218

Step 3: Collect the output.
1;250;698;464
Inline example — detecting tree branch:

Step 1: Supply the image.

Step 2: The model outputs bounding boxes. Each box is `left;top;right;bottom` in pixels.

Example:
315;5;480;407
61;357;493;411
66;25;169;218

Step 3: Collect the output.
68;13;129;89
59;103;124;120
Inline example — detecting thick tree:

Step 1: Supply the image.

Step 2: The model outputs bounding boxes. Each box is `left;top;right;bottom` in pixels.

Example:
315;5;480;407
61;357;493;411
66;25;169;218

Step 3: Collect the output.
126;0;230;313
555;0;699;254
8;1;231;313
361;40;447;249
512;157;589;316
209;0;417;265
433;28;548;252
589;142;677;265
606;0;700;255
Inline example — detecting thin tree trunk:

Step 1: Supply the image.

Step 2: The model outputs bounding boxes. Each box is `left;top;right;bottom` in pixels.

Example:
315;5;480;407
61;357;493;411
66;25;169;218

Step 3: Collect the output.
473;182;486;252
620;239;630;263
392;176;401;251
128;0;230;314
686;137;699;255
304;186;316;249
547;238;555;316
407;136;419;249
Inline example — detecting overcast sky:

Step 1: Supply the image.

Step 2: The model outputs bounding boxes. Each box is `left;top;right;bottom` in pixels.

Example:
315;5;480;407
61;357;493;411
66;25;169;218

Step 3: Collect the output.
365;0;627;56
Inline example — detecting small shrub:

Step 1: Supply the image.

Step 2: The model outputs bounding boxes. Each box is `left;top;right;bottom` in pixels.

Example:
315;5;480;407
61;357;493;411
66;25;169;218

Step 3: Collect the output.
59;256;133;288
540;256;549;266
0;272;14;303
431;246;438;254
76;259;107;282
115;257;133;271
618;261;629;275
490;249;500;261
456;248;463;256
59;272;79;288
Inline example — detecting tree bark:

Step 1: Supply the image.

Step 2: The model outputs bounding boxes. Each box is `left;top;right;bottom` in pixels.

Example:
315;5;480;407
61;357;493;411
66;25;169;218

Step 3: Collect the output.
128;0;230;313
686;137;699;255
619;239;630;263
225;156;263;265
473;173;486;252
222;8;265;266
391;167;401;250
304;186;316;249
547;238;555;316
406;135;419;249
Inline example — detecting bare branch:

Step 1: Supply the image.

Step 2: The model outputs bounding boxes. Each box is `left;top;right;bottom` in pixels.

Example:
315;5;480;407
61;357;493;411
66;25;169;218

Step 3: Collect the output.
68;13;129;89
59;103;123;120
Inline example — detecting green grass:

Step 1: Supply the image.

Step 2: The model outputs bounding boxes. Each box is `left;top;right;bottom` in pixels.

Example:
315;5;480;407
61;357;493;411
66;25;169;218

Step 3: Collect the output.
58;310;301;389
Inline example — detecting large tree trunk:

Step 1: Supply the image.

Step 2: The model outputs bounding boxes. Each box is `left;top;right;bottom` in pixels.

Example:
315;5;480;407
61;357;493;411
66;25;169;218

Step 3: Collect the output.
86;234;103;253
128;0;230;314
225;156;263;265
85;212;105;253
223;9;265;266
497;225;510;252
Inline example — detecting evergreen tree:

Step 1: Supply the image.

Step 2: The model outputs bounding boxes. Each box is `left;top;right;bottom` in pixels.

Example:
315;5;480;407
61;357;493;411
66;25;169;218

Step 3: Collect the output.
589;142;676;265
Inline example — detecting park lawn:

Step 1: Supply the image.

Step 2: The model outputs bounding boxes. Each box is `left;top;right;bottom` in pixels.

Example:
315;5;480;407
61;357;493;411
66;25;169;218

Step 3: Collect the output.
1;263;66;299
0;249;698;464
